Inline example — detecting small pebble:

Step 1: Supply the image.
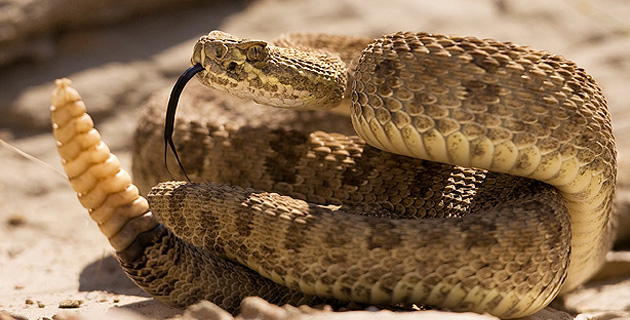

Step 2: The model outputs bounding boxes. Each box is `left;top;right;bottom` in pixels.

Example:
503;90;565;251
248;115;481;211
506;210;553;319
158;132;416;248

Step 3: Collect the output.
58;299;82;309
38;301;45;308
25;299;34;305
7;214;26;227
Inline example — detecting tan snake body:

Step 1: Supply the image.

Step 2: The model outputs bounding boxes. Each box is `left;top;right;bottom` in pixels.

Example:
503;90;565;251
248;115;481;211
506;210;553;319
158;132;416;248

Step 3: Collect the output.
50;31;616;318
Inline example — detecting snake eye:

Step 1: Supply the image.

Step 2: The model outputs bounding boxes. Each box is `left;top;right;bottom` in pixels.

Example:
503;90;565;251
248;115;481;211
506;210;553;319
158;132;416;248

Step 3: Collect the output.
246;43;266;62
211;44;228;60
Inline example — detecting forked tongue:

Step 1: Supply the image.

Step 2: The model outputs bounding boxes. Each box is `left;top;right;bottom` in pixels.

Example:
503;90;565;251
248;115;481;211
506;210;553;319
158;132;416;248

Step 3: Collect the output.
163;63;205;181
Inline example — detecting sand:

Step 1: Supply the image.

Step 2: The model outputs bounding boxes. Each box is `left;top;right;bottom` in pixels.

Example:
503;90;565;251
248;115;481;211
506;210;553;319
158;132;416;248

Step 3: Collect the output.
1;0;630;319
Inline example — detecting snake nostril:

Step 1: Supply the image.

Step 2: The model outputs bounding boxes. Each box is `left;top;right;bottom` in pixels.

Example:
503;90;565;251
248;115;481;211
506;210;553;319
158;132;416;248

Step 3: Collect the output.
228;62;238;71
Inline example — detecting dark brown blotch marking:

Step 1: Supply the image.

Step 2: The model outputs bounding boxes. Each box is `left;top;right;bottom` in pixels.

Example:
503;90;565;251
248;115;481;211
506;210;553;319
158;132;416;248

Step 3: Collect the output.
282;204;319;253
265;129;310;184
340;145;379;188
367;220;401;250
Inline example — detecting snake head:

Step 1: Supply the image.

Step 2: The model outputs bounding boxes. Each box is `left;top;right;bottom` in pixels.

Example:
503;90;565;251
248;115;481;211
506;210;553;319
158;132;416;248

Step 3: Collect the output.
191;30;346;110
192;31;269;83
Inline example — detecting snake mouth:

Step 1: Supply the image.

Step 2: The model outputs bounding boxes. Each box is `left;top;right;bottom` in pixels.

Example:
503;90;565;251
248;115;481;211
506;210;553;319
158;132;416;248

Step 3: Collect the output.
192;39;246;79
191;48;246;92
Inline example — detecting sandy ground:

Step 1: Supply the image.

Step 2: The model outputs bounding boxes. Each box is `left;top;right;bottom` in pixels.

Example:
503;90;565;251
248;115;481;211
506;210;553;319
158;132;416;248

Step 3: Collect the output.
1;0;630;319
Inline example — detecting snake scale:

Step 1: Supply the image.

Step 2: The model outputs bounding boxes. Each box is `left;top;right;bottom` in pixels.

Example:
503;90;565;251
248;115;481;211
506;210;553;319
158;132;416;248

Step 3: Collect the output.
50;30;616;318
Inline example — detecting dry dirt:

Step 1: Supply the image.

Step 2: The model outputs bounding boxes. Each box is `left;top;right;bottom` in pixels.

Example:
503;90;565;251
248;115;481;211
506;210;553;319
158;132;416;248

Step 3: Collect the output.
2;0;630;319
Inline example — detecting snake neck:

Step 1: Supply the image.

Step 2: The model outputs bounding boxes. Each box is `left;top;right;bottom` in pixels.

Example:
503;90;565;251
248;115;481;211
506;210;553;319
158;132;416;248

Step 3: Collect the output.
192;30;347;110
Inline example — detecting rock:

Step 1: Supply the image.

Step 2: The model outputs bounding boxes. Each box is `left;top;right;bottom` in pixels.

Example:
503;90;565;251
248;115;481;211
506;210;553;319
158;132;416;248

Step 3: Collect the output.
236;297;499;320
0;311;27;320
179;300;234;320
575;311;630;320
590;251;630;283
618;149;630;189
0;0;208;67
614;189;630;246
518;307;573;320
50;309;151;320
616;147;630;246
95;309;151;320
58;299;83;308
562;251;630;317
2;0;630;320
563;276;630;315
51;312;83;320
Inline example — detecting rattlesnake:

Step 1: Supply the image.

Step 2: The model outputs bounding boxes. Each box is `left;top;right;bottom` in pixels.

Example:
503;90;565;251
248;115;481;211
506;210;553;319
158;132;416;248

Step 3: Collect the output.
50;31;616;318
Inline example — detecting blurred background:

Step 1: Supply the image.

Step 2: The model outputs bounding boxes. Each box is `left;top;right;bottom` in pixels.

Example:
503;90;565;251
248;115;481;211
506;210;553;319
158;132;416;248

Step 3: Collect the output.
1;0;629;319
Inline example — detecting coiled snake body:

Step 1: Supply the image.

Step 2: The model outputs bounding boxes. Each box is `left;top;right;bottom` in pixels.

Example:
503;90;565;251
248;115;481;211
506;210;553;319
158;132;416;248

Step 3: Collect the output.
50;31;616;318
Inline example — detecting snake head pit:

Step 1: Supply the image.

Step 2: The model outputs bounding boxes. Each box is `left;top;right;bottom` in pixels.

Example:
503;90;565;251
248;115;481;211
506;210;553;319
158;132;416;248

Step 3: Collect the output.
192;30;347;109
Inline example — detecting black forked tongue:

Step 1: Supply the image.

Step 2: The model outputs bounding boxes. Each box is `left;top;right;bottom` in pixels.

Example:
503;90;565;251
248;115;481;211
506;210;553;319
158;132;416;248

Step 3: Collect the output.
164;63;205;182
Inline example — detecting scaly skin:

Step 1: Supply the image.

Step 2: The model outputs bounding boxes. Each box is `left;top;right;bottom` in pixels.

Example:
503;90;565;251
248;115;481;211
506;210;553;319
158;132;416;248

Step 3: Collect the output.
51;30;616;318
190;31;616;310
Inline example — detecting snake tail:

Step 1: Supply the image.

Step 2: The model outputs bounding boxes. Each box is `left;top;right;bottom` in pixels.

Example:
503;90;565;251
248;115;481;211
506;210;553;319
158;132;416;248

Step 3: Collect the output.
50;78;320;313
50;78;156;251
